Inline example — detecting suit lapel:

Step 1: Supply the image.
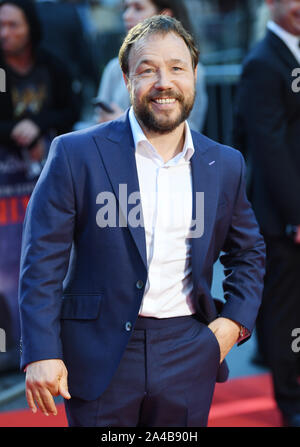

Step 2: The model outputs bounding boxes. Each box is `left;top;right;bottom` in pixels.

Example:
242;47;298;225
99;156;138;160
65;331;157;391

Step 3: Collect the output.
93;113;147;269
267;30;299;69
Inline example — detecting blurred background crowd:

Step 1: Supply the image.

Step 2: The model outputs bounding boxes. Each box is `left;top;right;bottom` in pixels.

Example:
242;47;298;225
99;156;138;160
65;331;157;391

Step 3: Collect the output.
0;0;299;426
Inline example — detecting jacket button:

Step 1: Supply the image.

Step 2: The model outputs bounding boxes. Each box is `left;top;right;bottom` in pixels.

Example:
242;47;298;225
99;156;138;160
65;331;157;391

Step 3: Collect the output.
136;280;144;289
125;321;132;332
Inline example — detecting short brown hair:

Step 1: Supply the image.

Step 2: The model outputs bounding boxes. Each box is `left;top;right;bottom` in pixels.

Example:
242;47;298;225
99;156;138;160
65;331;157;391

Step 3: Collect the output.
119;15;199;77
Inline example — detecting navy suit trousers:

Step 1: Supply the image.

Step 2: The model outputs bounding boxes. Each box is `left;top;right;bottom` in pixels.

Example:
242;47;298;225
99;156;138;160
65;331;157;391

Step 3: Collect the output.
64;314;221;427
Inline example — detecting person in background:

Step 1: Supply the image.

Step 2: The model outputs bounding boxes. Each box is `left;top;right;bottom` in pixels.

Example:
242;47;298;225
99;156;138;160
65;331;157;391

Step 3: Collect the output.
35;0;98;122
0;0;78;372
0;0;78;163
233;0;300;427
96;0;208;133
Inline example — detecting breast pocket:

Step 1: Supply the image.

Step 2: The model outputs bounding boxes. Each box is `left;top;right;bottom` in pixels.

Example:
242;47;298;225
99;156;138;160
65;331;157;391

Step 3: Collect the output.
60;294;102;320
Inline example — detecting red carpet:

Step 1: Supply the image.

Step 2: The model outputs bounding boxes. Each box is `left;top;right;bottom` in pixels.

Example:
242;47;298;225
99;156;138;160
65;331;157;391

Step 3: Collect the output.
208;373;282;427
0;373;283;427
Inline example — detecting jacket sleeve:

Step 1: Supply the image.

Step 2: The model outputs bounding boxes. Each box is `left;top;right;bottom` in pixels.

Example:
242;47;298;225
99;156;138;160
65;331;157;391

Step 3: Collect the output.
219;151;266;338
18;136;75;369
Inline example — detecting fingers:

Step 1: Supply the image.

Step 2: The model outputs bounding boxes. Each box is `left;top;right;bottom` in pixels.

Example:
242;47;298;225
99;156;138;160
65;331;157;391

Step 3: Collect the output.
38;387;58;416
26;381;58;416
32;389;53;416
25;359;71;416
58;377;71;400
58;367;71;400
25;388;37;414
208;318;239;364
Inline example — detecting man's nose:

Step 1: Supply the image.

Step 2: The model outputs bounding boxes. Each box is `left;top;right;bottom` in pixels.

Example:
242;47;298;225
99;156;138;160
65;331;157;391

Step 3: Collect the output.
154;69;173;90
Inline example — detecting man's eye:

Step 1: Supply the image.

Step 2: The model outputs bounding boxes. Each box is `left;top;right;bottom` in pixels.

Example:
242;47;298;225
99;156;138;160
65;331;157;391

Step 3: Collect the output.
173;67;182;71
142;68;154;74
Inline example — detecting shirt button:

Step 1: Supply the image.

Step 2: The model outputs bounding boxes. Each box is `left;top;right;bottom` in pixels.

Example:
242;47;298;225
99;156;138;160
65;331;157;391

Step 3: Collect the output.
125;321;132;332
136;280;144;289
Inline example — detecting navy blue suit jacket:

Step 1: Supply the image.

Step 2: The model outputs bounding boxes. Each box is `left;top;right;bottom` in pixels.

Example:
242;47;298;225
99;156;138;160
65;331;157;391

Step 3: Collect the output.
19;112;265;400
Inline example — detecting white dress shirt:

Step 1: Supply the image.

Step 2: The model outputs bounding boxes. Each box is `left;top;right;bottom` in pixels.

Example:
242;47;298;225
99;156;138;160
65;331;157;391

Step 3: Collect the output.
128;107;196;318
267;20;300;64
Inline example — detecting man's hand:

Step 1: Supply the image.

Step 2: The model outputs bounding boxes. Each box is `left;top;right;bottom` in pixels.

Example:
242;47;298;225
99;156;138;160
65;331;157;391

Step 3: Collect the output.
25;359;71;416
208;317;240;363
11;119;40;147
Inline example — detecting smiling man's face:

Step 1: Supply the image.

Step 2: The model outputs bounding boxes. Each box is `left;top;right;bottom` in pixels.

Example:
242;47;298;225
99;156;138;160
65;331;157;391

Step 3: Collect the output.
125;31;197;135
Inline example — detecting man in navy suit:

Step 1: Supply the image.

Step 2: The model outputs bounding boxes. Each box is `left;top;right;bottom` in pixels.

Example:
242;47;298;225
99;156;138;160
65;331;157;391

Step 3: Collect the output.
19;16;265;427
233;0;300;427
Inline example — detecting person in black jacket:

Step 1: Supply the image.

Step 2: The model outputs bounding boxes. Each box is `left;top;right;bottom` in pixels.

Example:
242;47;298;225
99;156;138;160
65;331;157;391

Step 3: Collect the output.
0;0;78;372
35;0;98;121
0;0;79;162
233;0;300;427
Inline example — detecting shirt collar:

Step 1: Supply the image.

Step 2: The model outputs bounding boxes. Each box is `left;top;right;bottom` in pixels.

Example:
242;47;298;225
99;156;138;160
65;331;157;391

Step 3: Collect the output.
129;106;195;164
267;20;300;63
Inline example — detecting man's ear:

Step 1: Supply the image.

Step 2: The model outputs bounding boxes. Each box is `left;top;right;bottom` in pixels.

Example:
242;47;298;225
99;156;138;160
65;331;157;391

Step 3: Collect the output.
123;72;128;86
123;73;131;93
194;64;198;82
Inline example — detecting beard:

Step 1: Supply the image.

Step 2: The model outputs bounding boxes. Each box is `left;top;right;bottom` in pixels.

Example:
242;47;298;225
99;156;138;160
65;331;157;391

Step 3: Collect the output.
130;86;196;134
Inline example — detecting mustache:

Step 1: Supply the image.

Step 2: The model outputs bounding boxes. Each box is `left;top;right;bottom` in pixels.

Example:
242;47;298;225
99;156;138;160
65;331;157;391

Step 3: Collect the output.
147;90;184;102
